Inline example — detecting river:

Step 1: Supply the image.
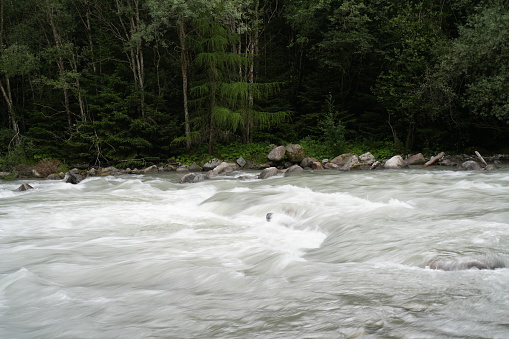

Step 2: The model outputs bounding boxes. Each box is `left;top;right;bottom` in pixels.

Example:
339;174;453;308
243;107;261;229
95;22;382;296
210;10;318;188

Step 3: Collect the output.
1;167;509;338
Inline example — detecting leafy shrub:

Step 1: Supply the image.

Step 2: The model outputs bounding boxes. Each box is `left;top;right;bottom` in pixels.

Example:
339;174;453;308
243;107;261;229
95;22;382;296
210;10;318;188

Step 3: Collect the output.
32;159;63;177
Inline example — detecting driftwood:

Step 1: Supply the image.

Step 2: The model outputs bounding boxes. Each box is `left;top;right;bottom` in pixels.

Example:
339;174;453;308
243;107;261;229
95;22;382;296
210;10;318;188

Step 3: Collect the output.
475;151;488;168
421;152;445;168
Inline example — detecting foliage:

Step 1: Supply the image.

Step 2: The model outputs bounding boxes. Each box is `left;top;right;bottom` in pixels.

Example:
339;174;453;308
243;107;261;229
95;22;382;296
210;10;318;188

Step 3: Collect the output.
1;0;508;167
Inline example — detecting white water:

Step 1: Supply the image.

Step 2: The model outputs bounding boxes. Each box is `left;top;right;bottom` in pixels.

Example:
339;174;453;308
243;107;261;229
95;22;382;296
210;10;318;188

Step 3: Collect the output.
1;168;509;338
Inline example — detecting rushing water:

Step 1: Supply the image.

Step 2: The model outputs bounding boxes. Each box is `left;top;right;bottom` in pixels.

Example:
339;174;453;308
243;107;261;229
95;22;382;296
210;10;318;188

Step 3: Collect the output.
1;167;509;338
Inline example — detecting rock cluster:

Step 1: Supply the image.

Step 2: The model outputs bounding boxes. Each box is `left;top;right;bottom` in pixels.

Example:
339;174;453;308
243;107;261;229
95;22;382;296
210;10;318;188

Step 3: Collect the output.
2;144;503;188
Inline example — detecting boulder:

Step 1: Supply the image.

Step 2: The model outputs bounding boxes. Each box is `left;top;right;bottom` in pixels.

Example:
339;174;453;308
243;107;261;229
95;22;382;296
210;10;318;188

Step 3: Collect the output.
311;161;324;170
46;173;61;180
144;165;159;173
324;162;340;169
176;165;189;172
14;183;33;192
359;152;376;165
63;172;84;184
370;161;382;170
202;158;222;171
384;155;408;169
188;163;203;172
406;153;426;165
300;157;317;168
286;164;304;173
236;157;247;168
211;162;239;175
461;160;482;171
330;153;355;166
341;155;362;171
180;173;206;183
267;146;286;162
285;144;305;163
259;167;279;179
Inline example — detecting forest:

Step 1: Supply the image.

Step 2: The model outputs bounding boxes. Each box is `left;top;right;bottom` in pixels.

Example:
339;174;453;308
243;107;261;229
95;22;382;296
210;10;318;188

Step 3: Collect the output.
1;0;509;169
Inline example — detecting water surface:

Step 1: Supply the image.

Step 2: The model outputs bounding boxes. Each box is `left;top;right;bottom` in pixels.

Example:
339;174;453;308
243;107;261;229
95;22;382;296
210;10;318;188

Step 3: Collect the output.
1;168;509;338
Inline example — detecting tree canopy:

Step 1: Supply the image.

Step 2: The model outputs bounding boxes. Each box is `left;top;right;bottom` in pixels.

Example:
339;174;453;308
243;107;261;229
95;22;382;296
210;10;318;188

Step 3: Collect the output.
1;0;508;167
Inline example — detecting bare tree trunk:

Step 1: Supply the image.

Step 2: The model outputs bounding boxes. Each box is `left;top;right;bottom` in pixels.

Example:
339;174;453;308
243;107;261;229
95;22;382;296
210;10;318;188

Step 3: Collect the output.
178;20;191;150
0;0;20;146
0;76;21;146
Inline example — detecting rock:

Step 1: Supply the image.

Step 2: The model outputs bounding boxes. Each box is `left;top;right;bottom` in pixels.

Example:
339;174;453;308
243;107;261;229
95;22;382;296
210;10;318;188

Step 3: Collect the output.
212;162;239;175
88;168;97;176
144;165;159;173
311;161;324;170
259;167;279;179
267;145;286;162
370;161;382;170
236;157;247;168
286;164;304;173
330;153;355;166
461;160;482;171
188;163;203;172
300;157;317;168
285;144;305;163
63;172;84;184
406;153;426;165
384;155;408;169
180;173;206;183
46;173;61;180
359;152;376;165
14;183;33;192
324;162;340;169
176;165;189;172
341;155;362;171
202;158;222;171
161;164;177;171
484;164;497;171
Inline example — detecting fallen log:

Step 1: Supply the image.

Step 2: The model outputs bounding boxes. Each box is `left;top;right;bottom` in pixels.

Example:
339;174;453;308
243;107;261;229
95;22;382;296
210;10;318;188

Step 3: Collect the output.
475;151;488;168
422;152;445;168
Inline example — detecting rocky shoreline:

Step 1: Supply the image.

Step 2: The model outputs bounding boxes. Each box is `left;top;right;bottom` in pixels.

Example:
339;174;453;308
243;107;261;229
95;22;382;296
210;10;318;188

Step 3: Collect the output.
2;144;508;187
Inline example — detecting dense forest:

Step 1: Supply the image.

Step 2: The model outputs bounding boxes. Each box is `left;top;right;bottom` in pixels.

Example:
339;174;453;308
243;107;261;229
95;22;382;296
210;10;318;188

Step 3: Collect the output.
1;0;508;168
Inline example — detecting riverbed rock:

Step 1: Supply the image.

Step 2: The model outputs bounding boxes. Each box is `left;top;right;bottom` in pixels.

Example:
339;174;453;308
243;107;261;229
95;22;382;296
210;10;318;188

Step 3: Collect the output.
300;157;317;168
384;155;408;169
189;163;203;172
311;161;325;170
212;162;239;175
341;155;362;171
144;165;159;173
330;153;355;166
202;158;222;171
176;165;189;172
236;157;247;168
406;153;426;165
63;172;84;184
14;183;33;192
324;162;340;169
259;167;279;179
180;173;206;183
359;152;375;165
267;146;286;162
286;164;304;173
46;173;61;180
461;160;482;171
285;144;305;163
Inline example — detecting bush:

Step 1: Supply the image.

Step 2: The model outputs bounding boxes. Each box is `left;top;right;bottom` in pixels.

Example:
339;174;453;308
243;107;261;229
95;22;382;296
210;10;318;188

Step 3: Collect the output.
32;159;63;177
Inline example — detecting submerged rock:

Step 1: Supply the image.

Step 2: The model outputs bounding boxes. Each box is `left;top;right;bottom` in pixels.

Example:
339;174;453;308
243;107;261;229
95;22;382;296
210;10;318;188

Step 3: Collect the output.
461;160;482;171
63;172;84;184
259;167;279;179
14;183;33;192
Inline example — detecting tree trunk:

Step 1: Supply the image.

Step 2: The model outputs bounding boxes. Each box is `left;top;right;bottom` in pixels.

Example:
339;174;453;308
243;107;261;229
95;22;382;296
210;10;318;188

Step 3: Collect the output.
178;20;191;150
0;76;21;146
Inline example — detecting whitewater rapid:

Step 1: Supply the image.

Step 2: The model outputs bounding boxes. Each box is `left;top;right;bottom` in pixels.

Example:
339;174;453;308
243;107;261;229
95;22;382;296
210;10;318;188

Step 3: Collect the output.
1;168;509;338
